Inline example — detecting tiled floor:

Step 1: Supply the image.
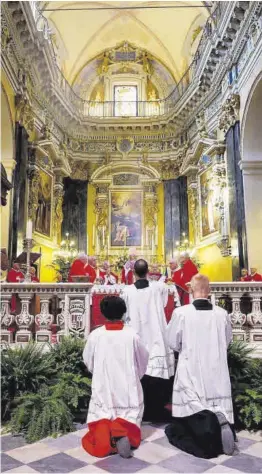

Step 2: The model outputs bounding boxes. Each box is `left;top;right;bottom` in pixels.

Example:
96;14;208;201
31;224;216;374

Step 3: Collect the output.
1;424;261;473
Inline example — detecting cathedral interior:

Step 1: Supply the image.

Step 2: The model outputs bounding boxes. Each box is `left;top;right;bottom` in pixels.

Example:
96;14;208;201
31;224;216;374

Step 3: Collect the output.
1;0;262;283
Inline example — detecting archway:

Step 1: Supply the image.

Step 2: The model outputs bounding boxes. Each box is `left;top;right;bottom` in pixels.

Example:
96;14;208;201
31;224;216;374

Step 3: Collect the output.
241;74;262;272
1;86;15;251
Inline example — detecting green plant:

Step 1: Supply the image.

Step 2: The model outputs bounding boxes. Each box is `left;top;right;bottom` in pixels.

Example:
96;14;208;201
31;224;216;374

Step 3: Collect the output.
235;389;262;430
10;386;74;443
1;343;55;421
46;256;74;282
10;372;91;442
51;336;86;376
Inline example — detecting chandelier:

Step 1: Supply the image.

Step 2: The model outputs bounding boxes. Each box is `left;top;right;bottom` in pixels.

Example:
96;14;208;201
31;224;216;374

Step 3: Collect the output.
54;233;78;262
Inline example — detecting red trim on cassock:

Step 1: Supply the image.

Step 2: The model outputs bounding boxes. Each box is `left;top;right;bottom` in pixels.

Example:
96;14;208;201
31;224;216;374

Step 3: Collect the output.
105;321;124;330
82;418;141;457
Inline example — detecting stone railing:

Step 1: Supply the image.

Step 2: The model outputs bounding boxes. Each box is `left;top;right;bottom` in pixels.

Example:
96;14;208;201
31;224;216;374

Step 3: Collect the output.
1;282;262;356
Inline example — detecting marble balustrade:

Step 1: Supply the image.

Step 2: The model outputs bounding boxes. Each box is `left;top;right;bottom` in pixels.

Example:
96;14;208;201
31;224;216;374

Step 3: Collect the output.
1;282;262;356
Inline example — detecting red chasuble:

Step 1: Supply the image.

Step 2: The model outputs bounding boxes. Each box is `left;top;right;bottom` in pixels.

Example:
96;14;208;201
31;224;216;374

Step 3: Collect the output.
31;276;39;283
250;272;262;281
68;259;87;282
180;259;198;288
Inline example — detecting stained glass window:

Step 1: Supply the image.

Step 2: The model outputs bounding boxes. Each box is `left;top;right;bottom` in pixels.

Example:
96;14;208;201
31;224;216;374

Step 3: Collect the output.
114;85;137;117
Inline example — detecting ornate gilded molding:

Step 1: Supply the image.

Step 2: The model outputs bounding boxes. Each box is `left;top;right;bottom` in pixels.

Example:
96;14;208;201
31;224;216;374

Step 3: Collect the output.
53;185;64;244
218;94;240;133
15;95;35;133
116;137;134;157
216;236;231;257
70;160;90;180
160;159;179;180
27;167;40;221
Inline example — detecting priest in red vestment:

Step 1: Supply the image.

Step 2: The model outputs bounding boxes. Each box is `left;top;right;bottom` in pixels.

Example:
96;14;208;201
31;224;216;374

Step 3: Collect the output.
177;252;198;305
99;261;118;285
148;263;165;282
249;267;262;281
68;253;89;282
7;263;25;313
84;256;97;283
30;267;39;283
121;248;137;285
239;268;251;282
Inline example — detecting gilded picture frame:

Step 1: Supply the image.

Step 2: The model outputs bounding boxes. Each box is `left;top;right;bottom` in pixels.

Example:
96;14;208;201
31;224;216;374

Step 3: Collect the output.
34;169;53;238
110;190;142;247
199;166;219;239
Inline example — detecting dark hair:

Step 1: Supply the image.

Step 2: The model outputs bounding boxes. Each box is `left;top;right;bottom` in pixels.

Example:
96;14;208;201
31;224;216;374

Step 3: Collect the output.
100;296;127;321
134;259;148;278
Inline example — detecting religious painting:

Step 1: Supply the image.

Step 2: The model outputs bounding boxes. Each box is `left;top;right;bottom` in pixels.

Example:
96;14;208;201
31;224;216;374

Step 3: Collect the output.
114;85;137;117
200;168;219;238
35;169;52;237
110;191;142;247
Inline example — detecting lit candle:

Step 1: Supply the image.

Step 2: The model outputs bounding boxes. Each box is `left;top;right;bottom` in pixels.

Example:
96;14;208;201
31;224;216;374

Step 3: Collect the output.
26;220;33;239
141;232;144;249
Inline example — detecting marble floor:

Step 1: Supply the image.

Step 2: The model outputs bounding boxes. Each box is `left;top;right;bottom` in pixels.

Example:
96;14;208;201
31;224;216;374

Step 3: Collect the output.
1;424;262;474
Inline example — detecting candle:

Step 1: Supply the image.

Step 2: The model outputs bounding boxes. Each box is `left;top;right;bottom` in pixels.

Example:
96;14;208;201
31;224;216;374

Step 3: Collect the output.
87;234;89;254
26;220;33;239
162;234;164;255
141;232;144;249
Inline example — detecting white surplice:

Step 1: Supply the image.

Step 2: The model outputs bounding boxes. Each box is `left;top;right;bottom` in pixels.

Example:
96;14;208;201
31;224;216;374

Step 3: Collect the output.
83;325;149;427
121;281;175;379
167;304;234;423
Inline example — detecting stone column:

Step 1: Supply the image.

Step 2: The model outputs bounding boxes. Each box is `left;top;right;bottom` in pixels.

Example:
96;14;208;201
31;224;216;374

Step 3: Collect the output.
35;296;54;343
0;295;14;343
240;161;262;272
53;174;64;245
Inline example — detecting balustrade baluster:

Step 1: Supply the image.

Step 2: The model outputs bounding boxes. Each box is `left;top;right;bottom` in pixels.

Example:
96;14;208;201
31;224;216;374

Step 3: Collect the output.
0;295;14;344
247;295;262;350
35;296;53;343
229;296;247;341
15;294;34;343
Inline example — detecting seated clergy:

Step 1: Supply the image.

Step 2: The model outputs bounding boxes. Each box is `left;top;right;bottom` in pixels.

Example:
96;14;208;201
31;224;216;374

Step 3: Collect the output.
148;263;166;282
165;274;236;459
30;266;39;282
239;268;250;282
68;253;89;282
249;267;262;281
82;296;148;458
99;261;118;285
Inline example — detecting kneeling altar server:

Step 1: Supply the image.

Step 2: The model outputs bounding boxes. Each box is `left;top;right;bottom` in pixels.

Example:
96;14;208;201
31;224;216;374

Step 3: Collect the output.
82;296;148;458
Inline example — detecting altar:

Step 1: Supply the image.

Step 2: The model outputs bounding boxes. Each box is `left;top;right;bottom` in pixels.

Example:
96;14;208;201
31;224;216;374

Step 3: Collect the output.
90;284;180;330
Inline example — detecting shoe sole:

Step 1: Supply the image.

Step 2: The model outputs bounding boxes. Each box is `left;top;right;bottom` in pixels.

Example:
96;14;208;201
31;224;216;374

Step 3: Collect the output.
116;436;133;458
216;412;235;455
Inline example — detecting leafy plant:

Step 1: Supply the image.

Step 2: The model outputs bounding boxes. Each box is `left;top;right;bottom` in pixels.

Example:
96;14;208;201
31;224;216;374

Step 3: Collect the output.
114;250;129;271
46;256;74;282
10;386;74;443
1;343;55;421
235;389;262;430
51;336;86;376
10;372;92;442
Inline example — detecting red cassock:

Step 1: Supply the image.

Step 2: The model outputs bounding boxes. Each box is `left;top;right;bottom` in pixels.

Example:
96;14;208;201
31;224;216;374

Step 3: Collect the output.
239;275;251;282
99;270;118;285
84;265;97;283
7;268;25;313
121;267;134;285
250;273;262;281
82;417;141;458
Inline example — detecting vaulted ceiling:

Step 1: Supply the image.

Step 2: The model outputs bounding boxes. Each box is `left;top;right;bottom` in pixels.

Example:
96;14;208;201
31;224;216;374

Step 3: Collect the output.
40;1;209;84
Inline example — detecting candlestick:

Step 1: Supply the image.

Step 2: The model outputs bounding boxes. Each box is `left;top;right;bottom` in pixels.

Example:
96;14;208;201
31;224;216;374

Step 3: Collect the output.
26;220;33;239
23;238;33;282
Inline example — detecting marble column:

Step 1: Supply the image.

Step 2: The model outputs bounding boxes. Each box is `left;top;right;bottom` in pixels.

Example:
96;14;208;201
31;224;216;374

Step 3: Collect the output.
62;178;88;253
240;161;262;272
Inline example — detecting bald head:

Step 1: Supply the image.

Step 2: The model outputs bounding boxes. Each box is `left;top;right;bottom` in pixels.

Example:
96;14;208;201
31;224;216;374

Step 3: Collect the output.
134;259;148;279
191;273;209;299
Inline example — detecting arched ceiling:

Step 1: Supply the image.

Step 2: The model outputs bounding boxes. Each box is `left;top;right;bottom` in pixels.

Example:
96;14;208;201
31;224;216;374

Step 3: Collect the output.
40;1;209;84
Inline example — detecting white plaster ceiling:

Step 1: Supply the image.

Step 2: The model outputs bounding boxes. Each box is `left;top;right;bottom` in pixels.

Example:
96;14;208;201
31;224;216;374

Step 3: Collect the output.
40;1;209;84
